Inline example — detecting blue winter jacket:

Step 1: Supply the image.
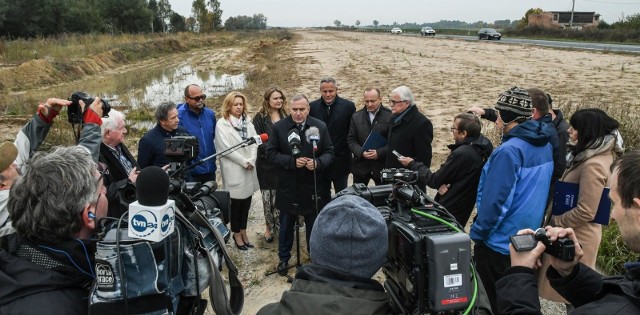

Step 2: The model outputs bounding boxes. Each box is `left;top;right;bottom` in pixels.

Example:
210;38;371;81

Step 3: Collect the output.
177;103;217;176
470;119;554;255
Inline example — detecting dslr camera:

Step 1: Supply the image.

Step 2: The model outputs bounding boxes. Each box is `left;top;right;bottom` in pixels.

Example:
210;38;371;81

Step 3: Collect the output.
337;168;474;314
68;91;111;124
510;228;575;262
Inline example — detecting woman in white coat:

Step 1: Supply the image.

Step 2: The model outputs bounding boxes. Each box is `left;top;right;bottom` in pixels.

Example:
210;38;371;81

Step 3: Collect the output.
215;91;260;250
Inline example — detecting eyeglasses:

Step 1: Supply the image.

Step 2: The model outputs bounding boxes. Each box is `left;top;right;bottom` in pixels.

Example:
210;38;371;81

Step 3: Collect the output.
388;99;406;106
187;94;207;101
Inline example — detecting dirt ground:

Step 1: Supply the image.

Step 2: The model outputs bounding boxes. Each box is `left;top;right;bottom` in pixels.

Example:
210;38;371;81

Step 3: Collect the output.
2;30;639;314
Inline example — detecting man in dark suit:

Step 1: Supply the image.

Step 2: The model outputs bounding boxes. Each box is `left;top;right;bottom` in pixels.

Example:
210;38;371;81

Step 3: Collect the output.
385;86;433;191
100;109;139;218
347;87;392;185
266;94;334;276
309;77;355;193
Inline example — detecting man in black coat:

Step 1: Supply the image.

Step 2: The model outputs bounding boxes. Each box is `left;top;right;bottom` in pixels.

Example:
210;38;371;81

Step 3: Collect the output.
100;109;139;218
309;77;355;193
385;86;433;191
266;94;334;276
347;87;392;185
399;113;493;227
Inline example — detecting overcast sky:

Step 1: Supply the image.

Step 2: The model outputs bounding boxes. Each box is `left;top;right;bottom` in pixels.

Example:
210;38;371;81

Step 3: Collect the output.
168;0;640;27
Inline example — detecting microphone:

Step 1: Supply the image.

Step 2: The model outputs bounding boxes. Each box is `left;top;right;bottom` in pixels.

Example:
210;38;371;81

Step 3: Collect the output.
287;129;301;158
241;133;269;146
128;166;176;242
191;180;217;199
305;126;320;152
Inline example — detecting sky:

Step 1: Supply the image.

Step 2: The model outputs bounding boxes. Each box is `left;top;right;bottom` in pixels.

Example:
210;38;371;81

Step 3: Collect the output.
168;0;640;27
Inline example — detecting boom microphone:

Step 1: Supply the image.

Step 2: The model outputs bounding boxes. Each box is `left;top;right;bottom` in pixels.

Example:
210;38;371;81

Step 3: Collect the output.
287;129;301;158
305;126;320;152
128;166;176;242
239;133;269;147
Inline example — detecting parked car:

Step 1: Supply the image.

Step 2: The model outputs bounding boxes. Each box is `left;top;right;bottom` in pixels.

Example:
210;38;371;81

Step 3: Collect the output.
420;27;436;36
390;27;402;34
478;28;501;40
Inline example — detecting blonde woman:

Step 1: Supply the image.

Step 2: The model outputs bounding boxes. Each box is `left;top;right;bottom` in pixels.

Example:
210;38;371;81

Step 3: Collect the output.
215;91;260;250
253;87;287;243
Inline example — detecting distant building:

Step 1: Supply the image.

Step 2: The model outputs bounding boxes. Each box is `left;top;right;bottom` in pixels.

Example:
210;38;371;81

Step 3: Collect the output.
529;11;600;29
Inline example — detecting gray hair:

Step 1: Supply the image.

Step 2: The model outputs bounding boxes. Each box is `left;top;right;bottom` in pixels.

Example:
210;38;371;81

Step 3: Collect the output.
8;146;98;241
155;102;177;123
101;109;125;137
290;93;309;105
391;86;415;105
319;77;336;86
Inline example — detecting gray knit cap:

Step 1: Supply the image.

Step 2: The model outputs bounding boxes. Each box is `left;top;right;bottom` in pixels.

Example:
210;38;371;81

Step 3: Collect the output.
310;195;388;278
495;86;533;123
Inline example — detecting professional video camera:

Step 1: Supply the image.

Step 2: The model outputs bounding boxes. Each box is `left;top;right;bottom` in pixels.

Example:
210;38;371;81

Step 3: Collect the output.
337;168;476;315
67;91;112;124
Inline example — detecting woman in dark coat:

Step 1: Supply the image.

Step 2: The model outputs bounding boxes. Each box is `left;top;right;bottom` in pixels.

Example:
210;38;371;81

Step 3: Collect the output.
253;86;287;243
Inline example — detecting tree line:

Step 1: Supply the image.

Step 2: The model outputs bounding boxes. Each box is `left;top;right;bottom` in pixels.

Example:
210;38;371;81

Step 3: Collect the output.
0;0;266;39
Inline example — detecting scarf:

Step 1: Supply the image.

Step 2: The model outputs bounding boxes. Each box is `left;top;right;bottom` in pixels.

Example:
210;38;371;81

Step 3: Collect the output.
566;129;624;168
230;115;248;140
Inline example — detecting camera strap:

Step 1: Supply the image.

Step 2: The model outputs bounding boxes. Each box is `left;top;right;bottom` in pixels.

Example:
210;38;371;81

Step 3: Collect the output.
175;209;244;315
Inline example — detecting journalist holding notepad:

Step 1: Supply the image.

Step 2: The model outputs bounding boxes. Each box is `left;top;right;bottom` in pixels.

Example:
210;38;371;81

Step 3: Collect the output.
538;108;624;307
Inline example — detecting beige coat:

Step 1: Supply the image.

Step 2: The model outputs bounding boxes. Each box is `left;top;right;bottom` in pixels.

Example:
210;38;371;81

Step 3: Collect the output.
538;147;616;302
214;117;260;199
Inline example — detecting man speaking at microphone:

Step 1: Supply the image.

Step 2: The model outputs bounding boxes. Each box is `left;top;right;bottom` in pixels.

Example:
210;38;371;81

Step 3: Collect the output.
266;94;334;276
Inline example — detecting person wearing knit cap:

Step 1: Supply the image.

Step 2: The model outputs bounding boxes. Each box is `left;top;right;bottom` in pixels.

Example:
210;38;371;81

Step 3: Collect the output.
0;97;104;237
257;195;390;315
469;86;554;314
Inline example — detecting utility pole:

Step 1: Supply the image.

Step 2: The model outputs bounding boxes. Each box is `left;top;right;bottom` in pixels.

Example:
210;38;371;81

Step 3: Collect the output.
570;0;575;28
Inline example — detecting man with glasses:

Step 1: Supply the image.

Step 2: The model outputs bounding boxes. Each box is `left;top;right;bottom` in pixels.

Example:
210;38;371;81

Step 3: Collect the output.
0;146;108;314
0;98;103;236
100;109;139;218
177;84;217;182
385;86;433;192
347;87;392;185
309;77;355;193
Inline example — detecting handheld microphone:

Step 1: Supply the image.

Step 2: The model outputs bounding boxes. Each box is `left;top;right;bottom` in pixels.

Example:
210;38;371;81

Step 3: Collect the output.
287;129;301;158
305;126;320;152
240;133;269;146
128;166;176;242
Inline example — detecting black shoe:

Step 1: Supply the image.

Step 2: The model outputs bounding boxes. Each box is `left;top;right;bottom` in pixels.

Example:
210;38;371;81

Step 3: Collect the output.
233;235;248;251
264;235;274;243
245;241;255;248
278;260;288;276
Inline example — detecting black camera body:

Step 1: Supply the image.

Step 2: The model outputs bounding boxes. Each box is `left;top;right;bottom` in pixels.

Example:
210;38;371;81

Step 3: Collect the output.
165;136;200;163
535;228;575;262
68;91;111;124
337;169;472;314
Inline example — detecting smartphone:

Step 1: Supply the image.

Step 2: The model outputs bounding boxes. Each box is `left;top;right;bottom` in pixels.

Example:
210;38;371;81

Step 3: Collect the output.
509;234;538;252
392;150;404;159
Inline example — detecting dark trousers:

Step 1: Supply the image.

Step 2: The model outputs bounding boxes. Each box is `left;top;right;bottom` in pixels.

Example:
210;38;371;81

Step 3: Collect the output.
474;243;511;315
230;196;252;233
352;171;382;186
278;211;317;262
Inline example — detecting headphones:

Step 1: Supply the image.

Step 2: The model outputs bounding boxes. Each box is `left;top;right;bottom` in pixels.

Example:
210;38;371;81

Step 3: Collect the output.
88;212;96;220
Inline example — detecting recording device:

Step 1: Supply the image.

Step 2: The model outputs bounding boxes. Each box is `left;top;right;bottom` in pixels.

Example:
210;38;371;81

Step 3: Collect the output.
288;129;301;158
510;228;576;261
392;150;403;159
305;126;320;151
127;166;176;242
165;136;199;162
336;169;472;314
67;91;112;124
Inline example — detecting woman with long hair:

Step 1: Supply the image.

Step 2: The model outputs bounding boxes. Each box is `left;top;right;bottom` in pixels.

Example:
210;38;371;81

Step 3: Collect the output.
253;86;288;243
539;108;624;306
214;91;260;250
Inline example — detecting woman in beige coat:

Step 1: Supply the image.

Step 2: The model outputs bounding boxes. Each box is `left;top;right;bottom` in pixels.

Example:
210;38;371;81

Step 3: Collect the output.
539;108;623;305
215;91;260;250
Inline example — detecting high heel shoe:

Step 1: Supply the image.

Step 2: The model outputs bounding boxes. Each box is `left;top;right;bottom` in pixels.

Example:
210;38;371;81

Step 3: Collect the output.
233;235;248;251
244;241;255;248
264;234;274;243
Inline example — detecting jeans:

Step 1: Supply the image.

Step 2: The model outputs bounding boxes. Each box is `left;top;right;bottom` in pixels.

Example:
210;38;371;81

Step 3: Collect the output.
278;211;317;262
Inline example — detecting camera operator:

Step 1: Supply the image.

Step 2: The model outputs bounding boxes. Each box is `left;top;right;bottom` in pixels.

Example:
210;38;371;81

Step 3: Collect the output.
99;109;139;217
0;146;108;314
137;101;190;169
496;149;640;315
0;97;103;236
258;195;390;315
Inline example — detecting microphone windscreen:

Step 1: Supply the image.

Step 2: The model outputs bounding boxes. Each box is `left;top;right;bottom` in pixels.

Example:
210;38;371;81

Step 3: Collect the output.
136;166;169;206
305;126;320;142
259;133;269;142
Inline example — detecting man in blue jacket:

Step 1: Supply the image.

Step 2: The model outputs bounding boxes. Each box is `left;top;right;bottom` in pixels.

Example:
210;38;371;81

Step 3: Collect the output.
469;86;554;314
178;84;217;183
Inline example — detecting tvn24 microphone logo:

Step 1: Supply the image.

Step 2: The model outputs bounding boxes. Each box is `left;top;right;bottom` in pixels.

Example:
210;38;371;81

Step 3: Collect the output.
130;206;175;239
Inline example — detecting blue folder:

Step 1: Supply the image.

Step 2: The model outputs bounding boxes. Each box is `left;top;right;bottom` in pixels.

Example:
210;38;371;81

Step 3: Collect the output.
362;131;387;151
552;181;611;225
